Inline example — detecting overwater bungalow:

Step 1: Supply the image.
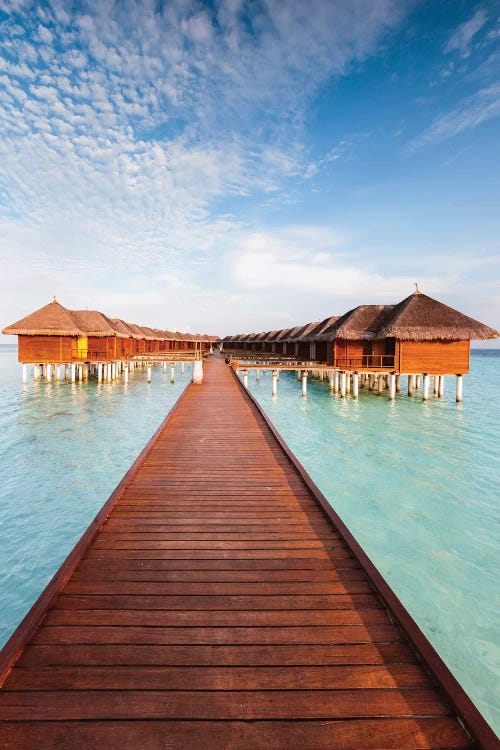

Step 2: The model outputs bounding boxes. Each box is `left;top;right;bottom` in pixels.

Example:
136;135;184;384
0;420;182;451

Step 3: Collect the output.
374;290;498;374
71;309;127;361
2;299;85;365
2;299;218;383
318;305;393;369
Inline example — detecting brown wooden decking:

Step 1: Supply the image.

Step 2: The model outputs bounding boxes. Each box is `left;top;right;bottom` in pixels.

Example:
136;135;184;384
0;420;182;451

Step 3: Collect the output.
0;355;492;748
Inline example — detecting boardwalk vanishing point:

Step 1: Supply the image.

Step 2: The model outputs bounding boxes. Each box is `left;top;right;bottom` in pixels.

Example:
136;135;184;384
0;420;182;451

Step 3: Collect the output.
0;354;496;749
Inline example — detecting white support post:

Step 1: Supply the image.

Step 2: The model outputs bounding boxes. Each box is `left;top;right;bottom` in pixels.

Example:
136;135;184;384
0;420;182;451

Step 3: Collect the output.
163;361;167;373
98;363;102;383
302;371;308;398
334;369;339;394
352;372;359;400
170;363;175;383
147;365;152;383
181;361;185;375
46;363;52;382
78;364;83;382
124;363;129;384
70;364;75;383
422;374;430;402
438;375;444;398
346;373;351;396
340;371;346;398
55;364;60;381
389;373;396;401
416;375;421;390
369;374;376;391
319;369;324;382
433;376;439;395
408;375;415;396
34;365;40;382
377;375;384;396
328;370;334;391
297;369;301;381
456;374;463;403
396;374;401;393
243;369;248;388
22;364;27;384
256;368;260;381
272;369;278;396
192;358;203;384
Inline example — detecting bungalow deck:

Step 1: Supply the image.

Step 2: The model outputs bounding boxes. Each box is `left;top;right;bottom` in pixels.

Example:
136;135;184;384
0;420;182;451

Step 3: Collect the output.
0;355;494;749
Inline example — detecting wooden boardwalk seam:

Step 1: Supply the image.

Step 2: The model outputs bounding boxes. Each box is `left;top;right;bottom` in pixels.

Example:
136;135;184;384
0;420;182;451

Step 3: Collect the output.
0;354;493;748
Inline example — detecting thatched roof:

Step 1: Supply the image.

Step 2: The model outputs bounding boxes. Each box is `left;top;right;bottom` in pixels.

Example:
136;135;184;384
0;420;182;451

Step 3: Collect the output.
281;325;305;342
2;299;84;336
71;310;127;338
322;305;392;341
110;318;136;337
306;316;340;341
377;291;499;341
289;322;320;341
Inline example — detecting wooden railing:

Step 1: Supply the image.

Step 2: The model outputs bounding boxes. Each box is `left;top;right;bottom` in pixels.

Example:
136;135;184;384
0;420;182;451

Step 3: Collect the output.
334;355;395;370
71;349;108;361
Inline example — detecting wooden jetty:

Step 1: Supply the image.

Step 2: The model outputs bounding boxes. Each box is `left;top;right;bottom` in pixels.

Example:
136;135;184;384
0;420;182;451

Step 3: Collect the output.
0;355;496;748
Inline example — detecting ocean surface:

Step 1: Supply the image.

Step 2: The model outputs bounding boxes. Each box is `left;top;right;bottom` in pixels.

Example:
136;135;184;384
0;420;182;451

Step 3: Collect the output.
240;353;500;735
0;346;190;646
0;344;498;735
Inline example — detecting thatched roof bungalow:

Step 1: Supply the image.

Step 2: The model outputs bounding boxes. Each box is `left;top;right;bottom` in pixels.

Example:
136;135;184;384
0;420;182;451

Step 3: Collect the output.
3;299;218;363
2;299;85;364
374;291;498;375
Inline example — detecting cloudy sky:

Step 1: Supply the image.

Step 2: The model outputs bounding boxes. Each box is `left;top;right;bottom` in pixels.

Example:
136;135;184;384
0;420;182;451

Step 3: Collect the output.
0;0;499;340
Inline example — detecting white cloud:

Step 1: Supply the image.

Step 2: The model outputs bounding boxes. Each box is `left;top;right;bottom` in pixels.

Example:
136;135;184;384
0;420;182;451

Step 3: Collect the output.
444;8;488;57
408;82;500;149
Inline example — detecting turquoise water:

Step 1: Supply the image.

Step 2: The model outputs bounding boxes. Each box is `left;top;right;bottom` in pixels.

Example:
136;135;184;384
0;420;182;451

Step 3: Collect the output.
241;354;500;734
0;345;498;735
0;346;191;648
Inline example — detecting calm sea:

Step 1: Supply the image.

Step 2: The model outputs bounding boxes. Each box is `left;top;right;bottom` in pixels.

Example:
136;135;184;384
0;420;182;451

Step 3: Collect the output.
0;344;498;734
241;351;500;735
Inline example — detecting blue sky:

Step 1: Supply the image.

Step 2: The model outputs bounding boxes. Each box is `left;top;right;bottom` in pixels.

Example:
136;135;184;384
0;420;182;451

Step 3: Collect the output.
0;0;499;341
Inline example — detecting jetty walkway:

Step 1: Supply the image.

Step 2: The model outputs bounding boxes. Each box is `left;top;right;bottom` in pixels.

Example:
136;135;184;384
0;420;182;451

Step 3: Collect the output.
0;355;491;748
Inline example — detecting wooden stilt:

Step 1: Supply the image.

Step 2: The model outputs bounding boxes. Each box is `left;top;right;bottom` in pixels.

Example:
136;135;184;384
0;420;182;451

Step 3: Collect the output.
389;373;396;401
352;372;359;400
272;370;278;396
456;374;463;403
422;374;430;402
439;375;445;398
340;371;346;398
301;371;307;397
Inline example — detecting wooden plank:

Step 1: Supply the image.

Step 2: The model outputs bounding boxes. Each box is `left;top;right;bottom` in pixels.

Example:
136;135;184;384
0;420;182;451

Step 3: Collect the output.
6;664;431;690
31;623;402;645
43;608;388;627
0;718;472;750
53;594;381;611
0;688;450;720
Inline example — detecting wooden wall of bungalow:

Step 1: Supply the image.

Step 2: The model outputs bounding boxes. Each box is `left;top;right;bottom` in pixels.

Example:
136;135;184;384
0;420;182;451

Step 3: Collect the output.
329;337;462;372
